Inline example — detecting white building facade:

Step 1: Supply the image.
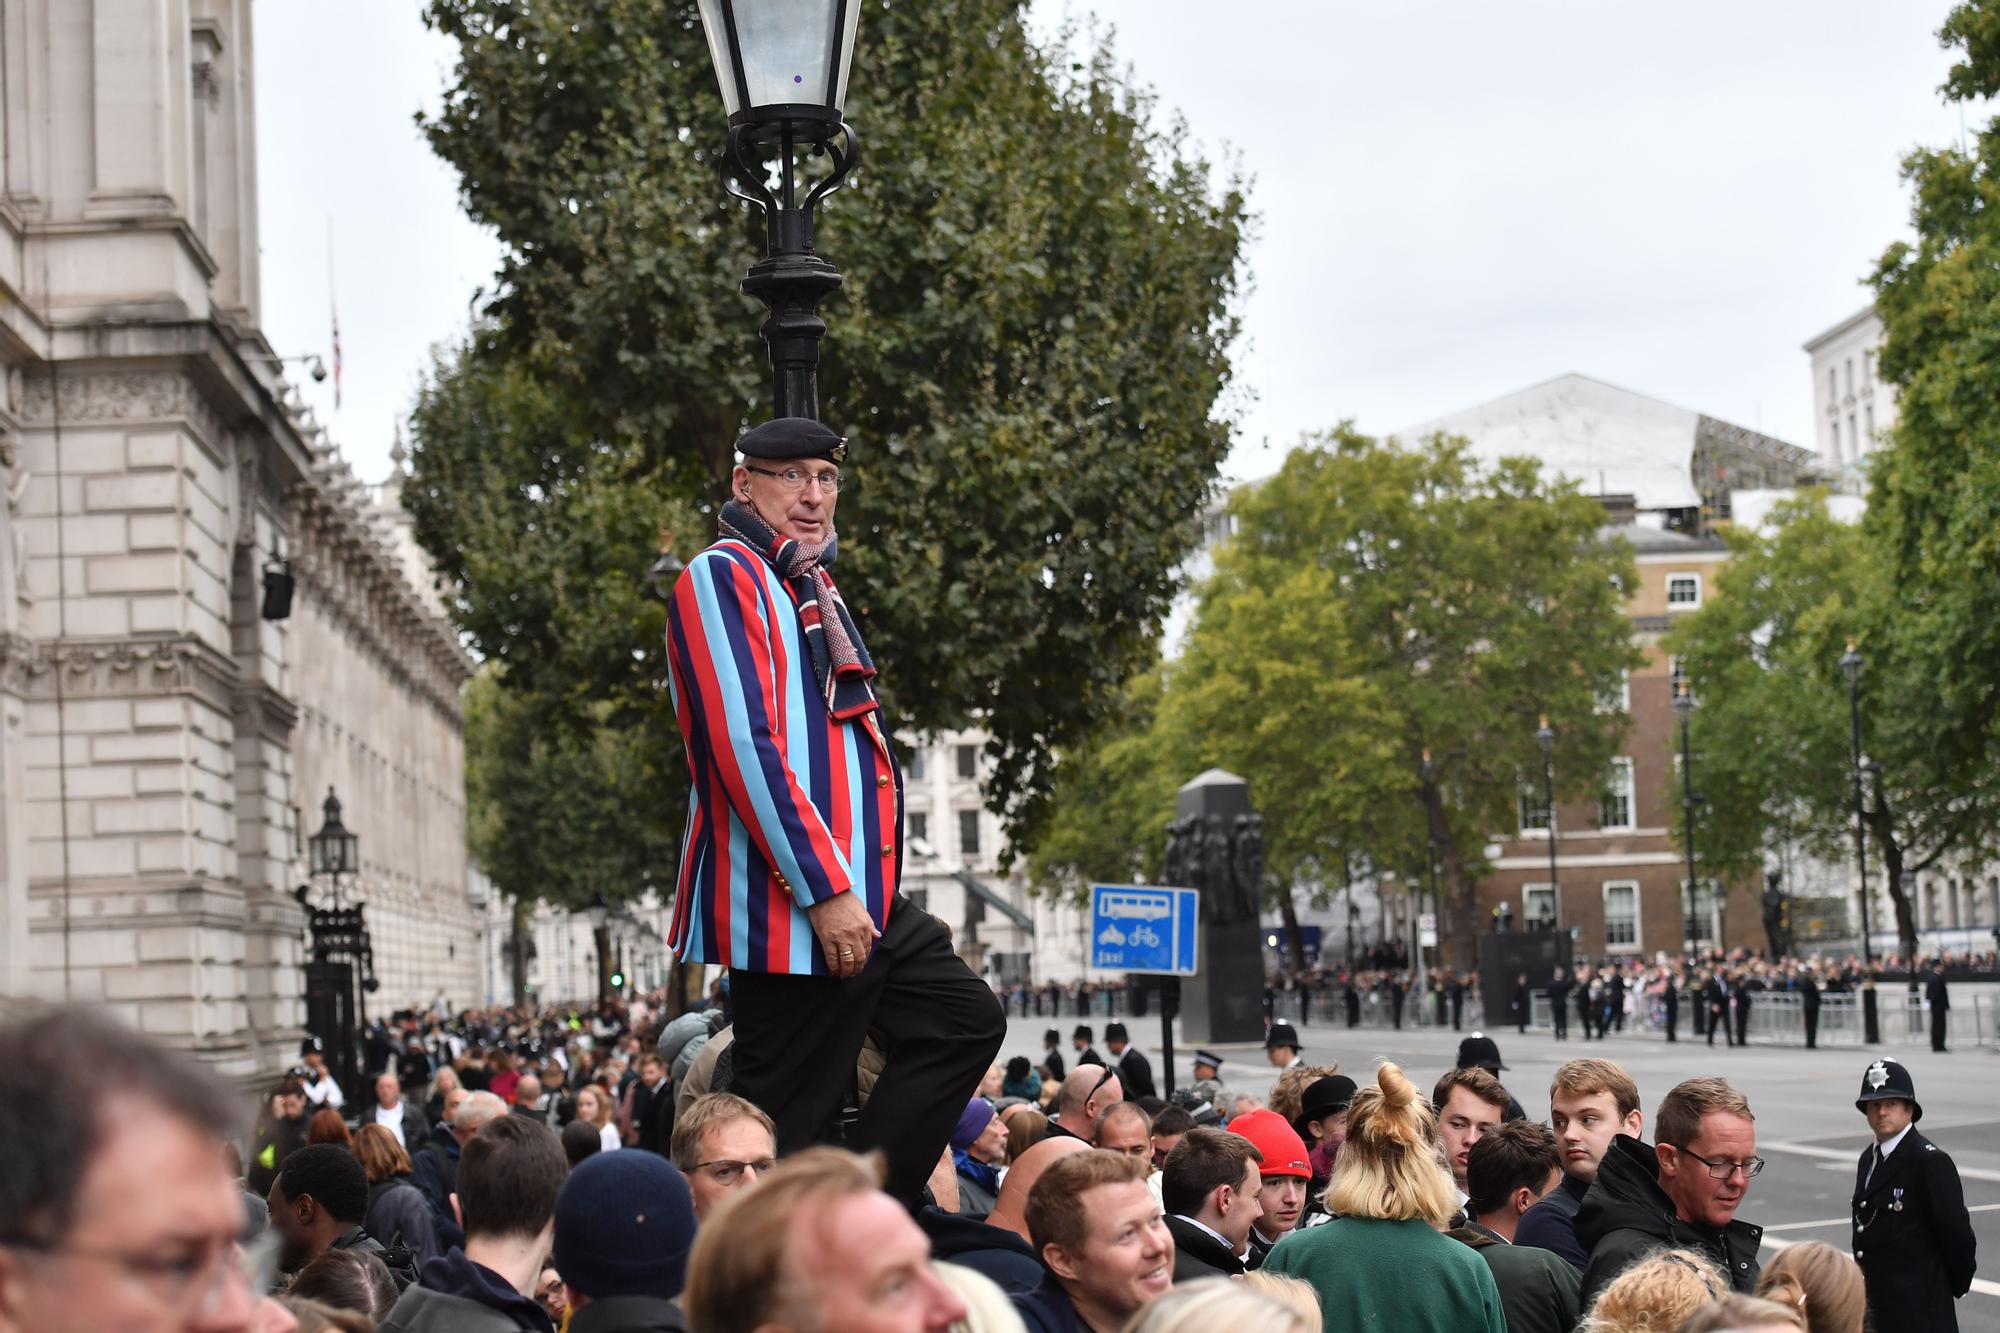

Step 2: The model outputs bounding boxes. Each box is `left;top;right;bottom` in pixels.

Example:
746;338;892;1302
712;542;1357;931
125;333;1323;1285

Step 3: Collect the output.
1803;307;1897;483
0;0;478;1080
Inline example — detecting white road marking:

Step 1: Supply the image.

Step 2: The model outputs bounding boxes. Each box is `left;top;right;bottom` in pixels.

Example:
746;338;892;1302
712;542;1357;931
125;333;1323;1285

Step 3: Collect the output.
1765;1203;2000;1232
1762;1138;2000;1184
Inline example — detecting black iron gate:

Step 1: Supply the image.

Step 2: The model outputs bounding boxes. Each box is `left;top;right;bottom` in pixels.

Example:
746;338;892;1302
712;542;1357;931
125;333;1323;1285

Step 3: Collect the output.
295;887;377;1105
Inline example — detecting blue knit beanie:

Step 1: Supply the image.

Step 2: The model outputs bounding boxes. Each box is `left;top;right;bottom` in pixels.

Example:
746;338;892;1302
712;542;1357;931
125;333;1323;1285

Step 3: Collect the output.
951;1097;996;1151
552;1151;697;1301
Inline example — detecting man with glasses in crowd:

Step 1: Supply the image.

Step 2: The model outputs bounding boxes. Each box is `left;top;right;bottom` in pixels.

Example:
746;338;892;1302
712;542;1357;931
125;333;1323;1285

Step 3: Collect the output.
1575;1076;1765;1307
0;1007;266;1333
663;416;1004;1208
671;1093;778;1222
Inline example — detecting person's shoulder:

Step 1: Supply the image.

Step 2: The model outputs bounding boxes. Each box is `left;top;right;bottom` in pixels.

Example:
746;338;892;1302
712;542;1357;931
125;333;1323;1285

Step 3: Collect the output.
1912;1131;1961;1171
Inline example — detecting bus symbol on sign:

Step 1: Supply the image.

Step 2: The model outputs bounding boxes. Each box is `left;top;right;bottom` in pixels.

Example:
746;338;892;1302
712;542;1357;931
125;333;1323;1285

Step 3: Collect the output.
1089;885;1199;976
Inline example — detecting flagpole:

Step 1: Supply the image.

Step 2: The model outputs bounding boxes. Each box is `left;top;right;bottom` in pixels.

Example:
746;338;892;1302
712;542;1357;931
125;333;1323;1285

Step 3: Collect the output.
327;217;342;411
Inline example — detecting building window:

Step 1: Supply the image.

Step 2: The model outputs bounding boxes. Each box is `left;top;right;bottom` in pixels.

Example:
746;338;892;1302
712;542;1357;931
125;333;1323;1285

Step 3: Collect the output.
1862;348;1874;382
907;748;926;781
1522;883;1557;931
955;744;978;781
958;808;982;858
909;811;928;846
1863;405;1875;453
1827;367;1837;403
1603;881;1640;952
1828;420;1842;464
1518;785;1551;837
906;888;929;914
1847;414;1858;460
1844;358;1854;396
1666;574;1701;609
1598;758;1635;831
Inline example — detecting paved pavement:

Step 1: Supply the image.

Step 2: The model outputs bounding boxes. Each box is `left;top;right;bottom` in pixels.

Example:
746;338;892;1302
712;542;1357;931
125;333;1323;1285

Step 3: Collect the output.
999;1013;2000;1332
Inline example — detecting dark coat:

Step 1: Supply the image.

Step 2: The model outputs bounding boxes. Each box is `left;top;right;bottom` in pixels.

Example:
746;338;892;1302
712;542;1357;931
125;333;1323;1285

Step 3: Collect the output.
364;1177;443;1268
1448;1223;1581;1333
1514;1173;1589;1270
920;1207;1045;1296
1576;1135;1762;1309
1853;1129;1978;1333
1012;1269;1084;1333
1165;1215;1245;1282
568;1295;692;1333
381;1249;556;1333
1114;1047;1156;1100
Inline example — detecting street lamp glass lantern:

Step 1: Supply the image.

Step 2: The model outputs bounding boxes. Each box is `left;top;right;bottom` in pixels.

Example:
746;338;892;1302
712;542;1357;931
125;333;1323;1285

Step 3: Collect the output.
1672;682;1696;721
308;788;359;878
586;891;610;933
697;0;861;132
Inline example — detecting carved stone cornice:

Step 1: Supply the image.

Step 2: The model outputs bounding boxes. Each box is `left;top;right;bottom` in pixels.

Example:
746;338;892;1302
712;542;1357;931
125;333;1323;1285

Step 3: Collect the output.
287;481;472;726
234;679;300;743
17;368;227;452
13;634;238;714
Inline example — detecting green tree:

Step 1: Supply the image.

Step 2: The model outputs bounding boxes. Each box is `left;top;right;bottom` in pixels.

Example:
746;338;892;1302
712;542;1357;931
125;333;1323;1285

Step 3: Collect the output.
1029;428;1642;968
1868;1;2000;785
410;0;1250;875
465;669;683;1002
1664;495;2000;961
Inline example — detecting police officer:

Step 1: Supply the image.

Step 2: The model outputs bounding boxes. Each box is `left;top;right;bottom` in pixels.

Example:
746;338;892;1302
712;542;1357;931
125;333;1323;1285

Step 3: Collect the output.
1187;1050;1228;1112
1852;1058;1978;1332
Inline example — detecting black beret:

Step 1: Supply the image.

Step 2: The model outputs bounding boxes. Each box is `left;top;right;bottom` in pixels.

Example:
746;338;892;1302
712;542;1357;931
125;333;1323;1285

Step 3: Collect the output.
737;416;848;463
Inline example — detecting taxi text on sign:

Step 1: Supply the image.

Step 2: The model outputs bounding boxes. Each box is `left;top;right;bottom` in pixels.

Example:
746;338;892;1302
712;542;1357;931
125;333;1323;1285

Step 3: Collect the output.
1090;884;1201;976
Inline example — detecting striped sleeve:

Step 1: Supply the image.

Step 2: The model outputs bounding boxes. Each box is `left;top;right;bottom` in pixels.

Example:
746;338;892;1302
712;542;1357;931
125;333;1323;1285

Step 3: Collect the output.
669;547;855;909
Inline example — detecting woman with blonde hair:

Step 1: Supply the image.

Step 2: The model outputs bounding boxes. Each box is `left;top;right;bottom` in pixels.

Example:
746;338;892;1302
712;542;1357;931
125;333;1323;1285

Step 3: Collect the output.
1261;1061;1504;1332
575;1081;621;1153
1754;1242;1865;1333
930;1261;1029;1333
1120;1275;1316;1333
1579;1248;1728;1333
1678;1292;1806;1333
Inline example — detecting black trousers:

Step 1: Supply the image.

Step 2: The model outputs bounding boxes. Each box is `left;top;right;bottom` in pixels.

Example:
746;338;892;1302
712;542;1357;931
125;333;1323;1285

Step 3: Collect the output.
1665;997;1678;1042
1733;1003;1750;1047
730;896;1006;1207
1931;1008;1948;1052
1803;1003;1819;1049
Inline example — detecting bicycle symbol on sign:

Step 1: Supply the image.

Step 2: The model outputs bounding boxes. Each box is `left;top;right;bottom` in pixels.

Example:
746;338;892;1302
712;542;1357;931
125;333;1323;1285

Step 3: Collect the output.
1130;924;1161;949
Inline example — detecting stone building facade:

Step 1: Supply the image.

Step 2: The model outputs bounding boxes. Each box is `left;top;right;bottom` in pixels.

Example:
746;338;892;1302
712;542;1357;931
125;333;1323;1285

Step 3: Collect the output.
1804;306;1896;483
0;0;476;1080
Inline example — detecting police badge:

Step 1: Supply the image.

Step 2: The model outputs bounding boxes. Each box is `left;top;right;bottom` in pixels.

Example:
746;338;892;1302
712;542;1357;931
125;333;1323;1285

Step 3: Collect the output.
1866;1060;1889;1090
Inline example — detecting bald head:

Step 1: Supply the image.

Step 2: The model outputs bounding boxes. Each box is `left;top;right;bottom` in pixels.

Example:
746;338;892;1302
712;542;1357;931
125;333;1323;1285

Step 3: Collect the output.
986;1136;1092;1242
516;1074;543;1104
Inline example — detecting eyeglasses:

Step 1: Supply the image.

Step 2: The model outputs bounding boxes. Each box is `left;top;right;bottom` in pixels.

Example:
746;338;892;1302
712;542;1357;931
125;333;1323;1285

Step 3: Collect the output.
1678;1147;1765;1180
744;465;843;494
0;1228;277;1316
692;1157;777;1186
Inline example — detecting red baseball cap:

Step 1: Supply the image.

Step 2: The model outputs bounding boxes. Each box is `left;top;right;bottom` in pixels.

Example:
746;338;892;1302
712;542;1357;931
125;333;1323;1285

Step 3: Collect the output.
1227;1108;1311;1179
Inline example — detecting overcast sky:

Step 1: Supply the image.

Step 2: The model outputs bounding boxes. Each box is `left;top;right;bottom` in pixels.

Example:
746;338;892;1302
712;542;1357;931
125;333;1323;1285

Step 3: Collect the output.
253;1;1971;488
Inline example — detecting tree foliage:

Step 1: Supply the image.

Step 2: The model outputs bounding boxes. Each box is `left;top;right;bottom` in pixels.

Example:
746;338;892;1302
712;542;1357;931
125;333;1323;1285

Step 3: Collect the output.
1029;429;1642;967
408;0;1251;899
1869;0;2000;781
1664;495;2000;959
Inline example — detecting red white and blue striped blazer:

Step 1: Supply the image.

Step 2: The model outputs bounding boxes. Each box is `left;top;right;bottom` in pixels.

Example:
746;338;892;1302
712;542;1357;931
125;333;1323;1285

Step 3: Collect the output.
664;538;902;975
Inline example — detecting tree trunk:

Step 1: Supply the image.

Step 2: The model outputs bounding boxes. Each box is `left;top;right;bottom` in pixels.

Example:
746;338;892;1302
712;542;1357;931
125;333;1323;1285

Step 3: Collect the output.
1422;784;1476;970
1278;887;1308;976
509;900;529;1007
1865;803;1921;973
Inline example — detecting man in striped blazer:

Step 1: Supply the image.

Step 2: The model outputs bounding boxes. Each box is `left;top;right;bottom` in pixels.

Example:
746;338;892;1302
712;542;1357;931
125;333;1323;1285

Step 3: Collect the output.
664;416;1005;1207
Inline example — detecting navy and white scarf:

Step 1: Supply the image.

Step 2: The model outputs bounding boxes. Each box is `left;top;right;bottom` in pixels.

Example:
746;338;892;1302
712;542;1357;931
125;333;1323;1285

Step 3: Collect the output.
717;499;880;721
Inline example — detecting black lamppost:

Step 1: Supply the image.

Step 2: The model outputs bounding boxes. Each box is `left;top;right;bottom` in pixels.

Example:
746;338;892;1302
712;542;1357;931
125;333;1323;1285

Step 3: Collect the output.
303;787;372;1103
1673;684;1702;954
1419;750;1442;1017
698;0;863;422
308;787;360;909
1839;638;1874;965
585;890;611;1008
1535;717;1560;932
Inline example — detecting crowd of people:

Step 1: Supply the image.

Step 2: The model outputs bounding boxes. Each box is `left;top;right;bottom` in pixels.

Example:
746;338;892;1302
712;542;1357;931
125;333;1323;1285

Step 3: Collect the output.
1;992;1980;1333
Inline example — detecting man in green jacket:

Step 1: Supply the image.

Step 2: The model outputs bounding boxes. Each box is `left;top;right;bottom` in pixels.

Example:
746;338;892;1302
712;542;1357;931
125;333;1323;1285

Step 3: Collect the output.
1449;1121;1581;1333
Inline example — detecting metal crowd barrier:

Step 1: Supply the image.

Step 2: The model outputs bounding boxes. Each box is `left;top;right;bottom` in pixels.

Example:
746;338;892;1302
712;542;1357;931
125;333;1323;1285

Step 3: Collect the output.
1509;989;1998;1048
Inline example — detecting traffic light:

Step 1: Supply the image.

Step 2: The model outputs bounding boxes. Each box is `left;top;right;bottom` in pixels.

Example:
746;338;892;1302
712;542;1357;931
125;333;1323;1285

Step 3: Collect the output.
610;971;625;989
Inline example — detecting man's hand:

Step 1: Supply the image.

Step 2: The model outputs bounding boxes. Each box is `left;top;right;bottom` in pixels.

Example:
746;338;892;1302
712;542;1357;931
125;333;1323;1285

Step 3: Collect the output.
808;891;880;979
